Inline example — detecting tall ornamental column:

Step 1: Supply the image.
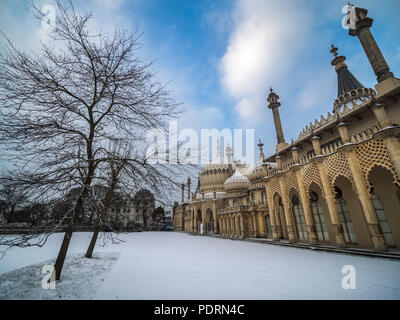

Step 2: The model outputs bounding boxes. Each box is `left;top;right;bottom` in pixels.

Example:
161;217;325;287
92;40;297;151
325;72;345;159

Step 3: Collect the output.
278;175;296;241
265;183;279;240
267;88;288;152
347;6;393;83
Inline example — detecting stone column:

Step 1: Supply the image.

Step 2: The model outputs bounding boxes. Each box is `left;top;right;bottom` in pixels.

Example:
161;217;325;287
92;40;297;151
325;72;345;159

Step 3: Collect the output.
194;213;197;234
235;214;240;238
345;148;386;250
278;176;296;241
265;183;279;240
201;204;205;235
294;168;318;244
251;212;257;238
315;160;346;247
258;212;267;238
240;214;245;238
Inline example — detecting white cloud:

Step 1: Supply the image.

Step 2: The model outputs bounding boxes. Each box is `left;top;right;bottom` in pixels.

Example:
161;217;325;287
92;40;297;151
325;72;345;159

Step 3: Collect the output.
178;106;224;133
297;70;336;109
219;0;312;125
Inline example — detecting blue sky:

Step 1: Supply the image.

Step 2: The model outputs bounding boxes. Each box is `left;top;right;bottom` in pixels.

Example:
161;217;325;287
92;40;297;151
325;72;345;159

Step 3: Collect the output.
1;0;400;159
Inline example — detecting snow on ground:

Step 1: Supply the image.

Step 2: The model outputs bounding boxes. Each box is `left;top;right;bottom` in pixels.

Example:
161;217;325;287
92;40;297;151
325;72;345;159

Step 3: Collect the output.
1;231;400;299
0;252;119;299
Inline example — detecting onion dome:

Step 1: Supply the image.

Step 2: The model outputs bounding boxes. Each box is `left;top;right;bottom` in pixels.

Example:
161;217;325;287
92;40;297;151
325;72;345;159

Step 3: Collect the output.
199;139;232;193
330;45;375;112
224;169;250;193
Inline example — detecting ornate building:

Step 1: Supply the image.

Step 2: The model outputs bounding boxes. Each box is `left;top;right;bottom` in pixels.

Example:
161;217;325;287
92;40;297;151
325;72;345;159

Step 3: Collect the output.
173;5;400;250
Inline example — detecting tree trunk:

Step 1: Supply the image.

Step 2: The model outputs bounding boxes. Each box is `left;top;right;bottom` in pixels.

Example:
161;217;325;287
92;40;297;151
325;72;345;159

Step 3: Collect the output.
85;219;100;258
53;164;94;280
53;196;84;280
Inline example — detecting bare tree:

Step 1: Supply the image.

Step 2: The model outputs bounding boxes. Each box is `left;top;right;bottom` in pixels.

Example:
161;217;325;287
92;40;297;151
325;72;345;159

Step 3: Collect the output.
0;0;181;279
83;137;195;258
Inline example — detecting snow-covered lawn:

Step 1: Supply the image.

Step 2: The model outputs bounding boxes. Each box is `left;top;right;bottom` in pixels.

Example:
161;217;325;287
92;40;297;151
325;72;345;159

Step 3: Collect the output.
1;232;400;299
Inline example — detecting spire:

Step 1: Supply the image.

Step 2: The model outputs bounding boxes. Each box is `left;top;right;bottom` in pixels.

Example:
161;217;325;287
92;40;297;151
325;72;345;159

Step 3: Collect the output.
330;45;375;112
330;45;364;98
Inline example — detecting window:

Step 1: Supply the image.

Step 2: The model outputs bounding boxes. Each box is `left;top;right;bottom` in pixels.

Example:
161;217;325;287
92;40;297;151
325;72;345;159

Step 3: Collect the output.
335;195;357;244
261;192;267;205
371;193;395;247
233;199;239;207
291;195;308;241
310;191;329;241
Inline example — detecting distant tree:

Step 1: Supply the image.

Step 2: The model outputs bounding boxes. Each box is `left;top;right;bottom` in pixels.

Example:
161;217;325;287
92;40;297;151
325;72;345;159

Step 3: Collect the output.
0;184;27;224
152;206;165;229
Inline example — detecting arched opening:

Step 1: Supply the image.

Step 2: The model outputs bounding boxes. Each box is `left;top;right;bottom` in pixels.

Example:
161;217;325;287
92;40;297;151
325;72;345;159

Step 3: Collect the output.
334;175;371;248
238;215;242;236
274;193;287;240
334;186;357;244
196;209;202;234
228;216;232;235
290;191;308;241
265;214;273;239
232;216;237;235
205;208;214;234
368;166;400;248
309;184;330;242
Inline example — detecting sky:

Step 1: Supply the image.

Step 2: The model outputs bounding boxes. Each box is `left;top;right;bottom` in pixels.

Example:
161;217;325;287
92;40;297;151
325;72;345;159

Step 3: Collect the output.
1;0;400;160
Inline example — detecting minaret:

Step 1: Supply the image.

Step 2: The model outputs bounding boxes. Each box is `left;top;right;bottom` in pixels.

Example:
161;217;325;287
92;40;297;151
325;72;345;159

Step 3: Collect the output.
257;139;265;161
330;45;375;113
181;183;185;203
346;4;399;94
267;87;287;152
226;143;233;175
187;177;191;200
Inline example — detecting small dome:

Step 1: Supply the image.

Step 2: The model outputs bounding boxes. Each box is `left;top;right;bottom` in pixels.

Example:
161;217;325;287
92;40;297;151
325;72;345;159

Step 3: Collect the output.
248;160;265;183
224;169;250;193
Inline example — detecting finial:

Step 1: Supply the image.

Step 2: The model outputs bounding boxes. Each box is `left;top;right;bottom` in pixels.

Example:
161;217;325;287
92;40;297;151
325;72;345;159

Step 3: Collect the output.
257;139;264;150
269;86;273;93
330;44;338;57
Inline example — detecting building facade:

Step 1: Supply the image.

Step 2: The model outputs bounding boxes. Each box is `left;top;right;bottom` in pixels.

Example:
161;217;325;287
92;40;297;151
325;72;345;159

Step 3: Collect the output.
108;189;155;230
173;5;400;251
